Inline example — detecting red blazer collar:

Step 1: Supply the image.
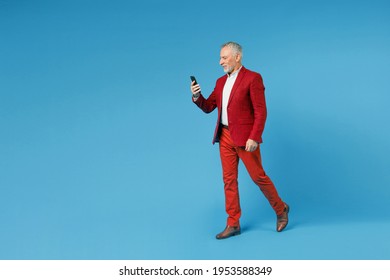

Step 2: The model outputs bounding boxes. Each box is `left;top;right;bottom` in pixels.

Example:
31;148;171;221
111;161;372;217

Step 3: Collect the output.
228;66;246;103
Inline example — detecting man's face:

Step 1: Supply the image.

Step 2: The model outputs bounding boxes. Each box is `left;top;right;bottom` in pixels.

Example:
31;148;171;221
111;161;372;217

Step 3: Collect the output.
220;46;241;74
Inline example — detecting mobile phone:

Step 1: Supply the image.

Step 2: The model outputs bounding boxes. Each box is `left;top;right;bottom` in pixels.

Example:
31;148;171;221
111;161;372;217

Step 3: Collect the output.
190;75;201;95
190;76;198;85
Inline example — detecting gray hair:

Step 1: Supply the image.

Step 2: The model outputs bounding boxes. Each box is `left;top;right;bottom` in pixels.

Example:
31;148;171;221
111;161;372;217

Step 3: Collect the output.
221;41;243;58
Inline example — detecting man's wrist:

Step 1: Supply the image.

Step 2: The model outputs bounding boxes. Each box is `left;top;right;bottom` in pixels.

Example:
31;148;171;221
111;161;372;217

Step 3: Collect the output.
192;92;200;99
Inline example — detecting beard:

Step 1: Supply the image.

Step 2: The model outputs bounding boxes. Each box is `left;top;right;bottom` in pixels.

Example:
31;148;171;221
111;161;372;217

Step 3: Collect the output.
223;65;234;74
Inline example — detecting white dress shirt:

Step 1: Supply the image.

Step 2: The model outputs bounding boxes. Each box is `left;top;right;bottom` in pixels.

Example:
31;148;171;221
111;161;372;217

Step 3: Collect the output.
221;66;242;126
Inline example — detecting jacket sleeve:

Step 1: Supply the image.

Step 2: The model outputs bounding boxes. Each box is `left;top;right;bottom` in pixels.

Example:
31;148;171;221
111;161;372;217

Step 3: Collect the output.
193;88;218;114
249;73;267;142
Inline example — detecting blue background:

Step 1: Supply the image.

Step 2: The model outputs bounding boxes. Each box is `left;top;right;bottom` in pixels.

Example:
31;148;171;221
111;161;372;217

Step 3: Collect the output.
1;0;390;259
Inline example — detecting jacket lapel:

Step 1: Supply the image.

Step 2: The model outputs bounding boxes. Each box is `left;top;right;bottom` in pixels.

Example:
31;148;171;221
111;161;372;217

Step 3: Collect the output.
228;66;246;106
217;75;228;108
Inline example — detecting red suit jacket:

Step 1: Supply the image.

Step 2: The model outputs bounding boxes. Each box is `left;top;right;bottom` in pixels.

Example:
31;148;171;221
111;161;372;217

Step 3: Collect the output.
194;66;267;146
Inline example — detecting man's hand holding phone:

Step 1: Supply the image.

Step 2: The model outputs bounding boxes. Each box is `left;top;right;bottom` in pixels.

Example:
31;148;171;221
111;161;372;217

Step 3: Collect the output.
190;76;201;99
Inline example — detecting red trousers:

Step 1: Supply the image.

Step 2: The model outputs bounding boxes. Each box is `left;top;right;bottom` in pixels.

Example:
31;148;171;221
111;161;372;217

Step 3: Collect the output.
219;127;285;227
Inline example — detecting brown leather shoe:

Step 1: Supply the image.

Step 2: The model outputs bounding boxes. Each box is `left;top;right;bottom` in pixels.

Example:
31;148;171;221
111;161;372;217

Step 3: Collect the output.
277;203;289;232
216;225;241;239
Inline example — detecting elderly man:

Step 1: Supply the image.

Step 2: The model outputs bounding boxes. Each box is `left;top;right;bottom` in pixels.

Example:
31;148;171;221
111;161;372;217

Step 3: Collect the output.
191;42;289;239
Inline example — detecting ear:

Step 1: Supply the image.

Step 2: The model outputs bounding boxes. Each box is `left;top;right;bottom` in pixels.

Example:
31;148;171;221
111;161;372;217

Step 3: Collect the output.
235;53;241;62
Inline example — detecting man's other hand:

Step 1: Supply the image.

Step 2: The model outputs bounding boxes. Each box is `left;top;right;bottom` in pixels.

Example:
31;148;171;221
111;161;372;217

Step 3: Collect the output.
245;139;258;152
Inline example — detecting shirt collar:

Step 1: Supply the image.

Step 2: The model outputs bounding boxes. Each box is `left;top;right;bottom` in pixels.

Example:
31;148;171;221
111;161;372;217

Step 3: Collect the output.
227;66;243;78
